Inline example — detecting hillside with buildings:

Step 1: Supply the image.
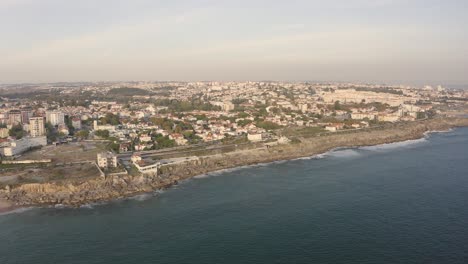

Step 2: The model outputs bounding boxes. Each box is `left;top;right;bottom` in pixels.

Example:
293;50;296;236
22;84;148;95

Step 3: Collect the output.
0;81;467;207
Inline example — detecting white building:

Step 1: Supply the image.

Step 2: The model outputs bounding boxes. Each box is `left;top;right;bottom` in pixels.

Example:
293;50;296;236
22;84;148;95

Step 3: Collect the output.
131;154;159;175
350;112;377;120
377;114;400;122
0;128;9;138
97;152;118;169
46;111;65;126
29;117;46;137
223;101;235;111
1;136;47;157
93;120;116;131
247;132;263;142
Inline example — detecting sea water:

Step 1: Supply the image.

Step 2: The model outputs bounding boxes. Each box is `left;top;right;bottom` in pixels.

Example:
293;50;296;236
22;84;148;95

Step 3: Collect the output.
1;128;467;264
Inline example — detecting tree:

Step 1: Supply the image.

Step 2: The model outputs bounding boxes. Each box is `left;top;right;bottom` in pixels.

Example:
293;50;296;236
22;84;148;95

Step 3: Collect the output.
334;101;342;110
416;112;426;119
237;119;253;127
76;130;90;139
95;130;110;139
64;115;75;135
237;112;250;118
9;125;25;139
45;122;58;142
100;113;120;126
154;134;176;148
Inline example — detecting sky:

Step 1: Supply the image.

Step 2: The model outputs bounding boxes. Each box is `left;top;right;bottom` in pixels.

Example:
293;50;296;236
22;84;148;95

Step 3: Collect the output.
0;0;467;85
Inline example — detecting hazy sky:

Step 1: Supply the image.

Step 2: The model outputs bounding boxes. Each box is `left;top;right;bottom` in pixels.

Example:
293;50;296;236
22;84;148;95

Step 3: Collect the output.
0;0;467;84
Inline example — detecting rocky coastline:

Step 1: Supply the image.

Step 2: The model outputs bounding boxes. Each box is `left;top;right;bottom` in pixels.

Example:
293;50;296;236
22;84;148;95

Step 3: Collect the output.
1;117;468;210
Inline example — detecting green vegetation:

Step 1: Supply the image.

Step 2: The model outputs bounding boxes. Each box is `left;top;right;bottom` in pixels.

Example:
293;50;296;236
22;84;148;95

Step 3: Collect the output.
95;130;110;139
256;121;282;130
107;142;120;153
237;119;253;127
153;134;176;149
45;122;59;142
290;137;302;144
99;113;120;125
9;124;25;139
75;130;89;139
232;98;248;105
282;126;325;138
183;131;202;144
416;112;427;119
237;112;250;118
64;115;75;135
151;117;174;131
221;134;248;145
334;101;342;110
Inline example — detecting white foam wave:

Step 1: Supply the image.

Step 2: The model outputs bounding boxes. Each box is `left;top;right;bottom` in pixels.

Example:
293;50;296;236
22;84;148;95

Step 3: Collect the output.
327;148;361;158
0;207;35;216
424;128;453;136
128;193;153;202
360;137;427;151
80;204;95;209
54;204;67;209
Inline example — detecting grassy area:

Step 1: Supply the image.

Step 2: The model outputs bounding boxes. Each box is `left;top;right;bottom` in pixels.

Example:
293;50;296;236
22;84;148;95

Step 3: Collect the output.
281;126;326;138
0;162;101;186
19;142;107;163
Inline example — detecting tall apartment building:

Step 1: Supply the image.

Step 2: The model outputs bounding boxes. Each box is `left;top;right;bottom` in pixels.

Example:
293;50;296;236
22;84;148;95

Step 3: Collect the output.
8;110;22;126
29;117;46;137
21;108;33;124
46;111;65;126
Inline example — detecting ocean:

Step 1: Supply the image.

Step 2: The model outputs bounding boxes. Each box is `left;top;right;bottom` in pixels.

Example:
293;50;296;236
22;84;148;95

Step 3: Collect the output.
1;128;468;264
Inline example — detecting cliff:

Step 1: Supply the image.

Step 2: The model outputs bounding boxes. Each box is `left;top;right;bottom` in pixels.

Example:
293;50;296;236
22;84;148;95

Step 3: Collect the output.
1;117;468;207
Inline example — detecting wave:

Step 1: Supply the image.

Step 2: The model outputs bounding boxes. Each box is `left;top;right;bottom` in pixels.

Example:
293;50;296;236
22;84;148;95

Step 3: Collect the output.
80;204;95;209
326;148;361;158
360;137;427;151
0;207;35;216
128;193;154;202
194;160;288;179
423;128;453;136
194;167;243;179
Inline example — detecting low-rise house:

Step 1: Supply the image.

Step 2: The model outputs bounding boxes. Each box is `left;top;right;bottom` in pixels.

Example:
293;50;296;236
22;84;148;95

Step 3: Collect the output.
0;128;9;138
247;132;263;142
169;133;188;146
72;118;82;130
325;123;344;132
1;136;47;157
139;134;152;143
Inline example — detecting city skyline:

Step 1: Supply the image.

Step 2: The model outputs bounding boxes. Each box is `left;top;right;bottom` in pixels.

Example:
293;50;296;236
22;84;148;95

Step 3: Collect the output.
1;0;467;84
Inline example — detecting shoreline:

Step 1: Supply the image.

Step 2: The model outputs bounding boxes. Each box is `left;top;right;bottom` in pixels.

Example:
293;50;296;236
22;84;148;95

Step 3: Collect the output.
1;118;468;212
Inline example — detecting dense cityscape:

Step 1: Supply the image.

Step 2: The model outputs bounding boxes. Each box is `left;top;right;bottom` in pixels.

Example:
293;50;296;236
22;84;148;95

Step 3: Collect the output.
0;82;467;177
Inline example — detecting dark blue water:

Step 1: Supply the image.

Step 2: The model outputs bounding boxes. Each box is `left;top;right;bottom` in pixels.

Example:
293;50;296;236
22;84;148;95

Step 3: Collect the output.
1;128;468;264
